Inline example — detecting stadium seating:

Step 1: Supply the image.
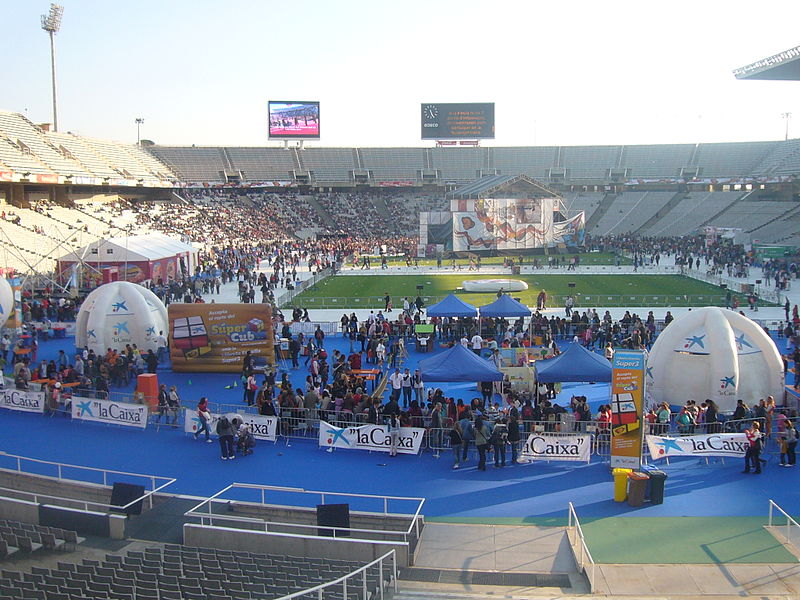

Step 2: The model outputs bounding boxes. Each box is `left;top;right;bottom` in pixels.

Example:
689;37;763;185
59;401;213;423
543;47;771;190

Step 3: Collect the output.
301;148;356;183
710;199;798;232
642;191;744;237
76;137;162;181
0;544;392;600
491;146;558;179
0;112;88;178
225;148;296;181
596;191;677;235
622;144;694;178
430;147;485;183
561;145;621;180
561;191;606;224
48;133;121;179
0;112;175;185
0;518;80;558
147;147;226;182
694;141;780;177
360;148;424;182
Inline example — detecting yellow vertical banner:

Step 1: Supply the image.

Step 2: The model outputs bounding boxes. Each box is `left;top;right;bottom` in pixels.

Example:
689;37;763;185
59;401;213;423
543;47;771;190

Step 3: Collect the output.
5;278;23;330
610;350;645;469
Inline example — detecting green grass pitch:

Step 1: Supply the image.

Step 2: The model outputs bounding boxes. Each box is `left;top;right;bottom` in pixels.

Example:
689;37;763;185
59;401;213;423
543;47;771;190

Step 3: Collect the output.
289;273;743;309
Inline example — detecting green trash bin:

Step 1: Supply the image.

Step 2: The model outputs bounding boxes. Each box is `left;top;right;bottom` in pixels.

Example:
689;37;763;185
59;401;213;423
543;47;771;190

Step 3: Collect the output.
647;469;667;505
627;471;649;507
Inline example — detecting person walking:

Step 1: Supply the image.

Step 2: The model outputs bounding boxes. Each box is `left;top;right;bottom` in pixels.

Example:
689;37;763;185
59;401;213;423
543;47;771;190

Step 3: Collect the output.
167;385;181;427
194;397;213;443
387;413;400;457
492;417;508;468
507;414;521;464
245;371;257;406
743;421;765;474
450;421;463;469
155;384;169;425
401;368;413;408
780;419;798;467
216;415;236;460
474;416;492;471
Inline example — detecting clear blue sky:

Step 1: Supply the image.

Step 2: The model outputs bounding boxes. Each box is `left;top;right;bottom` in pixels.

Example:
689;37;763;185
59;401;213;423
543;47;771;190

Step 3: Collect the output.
3;0;800;147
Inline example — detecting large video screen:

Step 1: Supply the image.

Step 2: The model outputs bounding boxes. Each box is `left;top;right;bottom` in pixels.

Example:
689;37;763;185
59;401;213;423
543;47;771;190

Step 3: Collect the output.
268;101;320;139
421;103;494;139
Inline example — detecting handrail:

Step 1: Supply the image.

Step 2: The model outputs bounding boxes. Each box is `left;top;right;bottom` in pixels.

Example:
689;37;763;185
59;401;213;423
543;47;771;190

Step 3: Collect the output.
567;502;596;593
184;482;425;538
192;508;412;539
768;499;800;550
274;549;397;600
0;450;176;511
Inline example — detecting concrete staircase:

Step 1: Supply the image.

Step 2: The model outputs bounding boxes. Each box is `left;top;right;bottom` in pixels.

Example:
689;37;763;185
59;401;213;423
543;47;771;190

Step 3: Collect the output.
395;522;586;599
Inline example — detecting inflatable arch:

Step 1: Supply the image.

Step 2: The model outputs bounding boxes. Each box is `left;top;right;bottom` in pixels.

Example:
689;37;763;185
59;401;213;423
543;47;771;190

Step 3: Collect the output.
76;281;168;355
0;277;12;329
646;307;784;412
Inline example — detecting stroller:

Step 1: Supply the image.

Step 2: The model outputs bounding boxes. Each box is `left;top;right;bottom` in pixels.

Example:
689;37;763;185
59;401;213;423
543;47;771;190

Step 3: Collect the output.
236;424;256;456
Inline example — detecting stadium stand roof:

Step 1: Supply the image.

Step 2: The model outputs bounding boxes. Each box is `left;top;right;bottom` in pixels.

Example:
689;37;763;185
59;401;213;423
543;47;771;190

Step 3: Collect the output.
733;44;800;80
447;174;560;200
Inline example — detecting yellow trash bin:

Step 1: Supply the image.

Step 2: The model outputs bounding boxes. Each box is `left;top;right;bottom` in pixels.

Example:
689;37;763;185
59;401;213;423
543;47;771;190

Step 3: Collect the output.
613;468;633;502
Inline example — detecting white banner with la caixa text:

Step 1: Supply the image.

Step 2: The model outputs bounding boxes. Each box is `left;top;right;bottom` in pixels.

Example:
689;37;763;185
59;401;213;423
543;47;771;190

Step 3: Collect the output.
646;433;749;460
72;396;149;429
185;410;278;442
0;389;45;414
520;433;592;463
319;420;425;455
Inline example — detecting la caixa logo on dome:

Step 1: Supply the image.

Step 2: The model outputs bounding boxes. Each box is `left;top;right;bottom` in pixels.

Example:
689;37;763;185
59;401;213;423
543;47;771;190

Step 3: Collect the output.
210;318;268;343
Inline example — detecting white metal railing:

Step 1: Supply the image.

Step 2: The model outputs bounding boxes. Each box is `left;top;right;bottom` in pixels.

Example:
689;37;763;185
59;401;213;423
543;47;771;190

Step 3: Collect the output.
567;502;596;593
274;549;397;600
184;483;425;543
0;450;175;512
767;499;800;551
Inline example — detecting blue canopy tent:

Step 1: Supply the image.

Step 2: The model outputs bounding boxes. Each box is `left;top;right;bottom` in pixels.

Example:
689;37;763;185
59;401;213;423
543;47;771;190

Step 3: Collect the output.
478;294;532;317
534;343;613;383
419;343;504;382
426;294;478;318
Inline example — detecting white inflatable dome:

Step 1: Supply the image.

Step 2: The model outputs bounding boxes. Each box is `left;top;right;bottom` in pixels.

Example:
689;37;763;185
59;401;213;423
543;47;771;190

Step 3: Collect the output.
0;277;12;329
646;307;784;412
462;279;529;293
76;282;168;355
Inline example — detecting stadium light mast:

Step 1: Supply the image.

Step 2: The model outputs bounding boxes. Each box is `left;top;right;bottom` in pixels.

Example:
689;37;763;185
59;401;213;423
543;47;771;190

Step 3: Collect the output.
40;3;64;132
782;112;792;141
135;118;144;145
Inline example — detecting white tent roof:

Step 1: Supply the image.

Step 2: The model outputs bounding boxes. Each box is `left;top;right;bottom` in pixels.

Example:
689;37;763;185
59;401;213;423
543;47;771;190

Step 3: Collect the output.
58;233;196;263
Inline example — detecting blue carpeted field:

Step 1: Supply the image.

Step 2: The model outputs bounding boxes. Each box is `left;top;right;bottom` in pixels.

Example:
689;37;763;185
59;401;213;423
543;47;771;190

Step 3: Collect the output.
2;333;798;521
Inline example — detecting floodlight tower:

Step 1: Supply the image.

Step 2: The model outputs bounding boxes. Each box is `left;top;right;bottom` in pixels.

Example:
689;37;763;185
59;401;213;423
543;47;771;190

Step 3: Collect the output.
135;118;144;145
782;112;792;141
40;3;64;132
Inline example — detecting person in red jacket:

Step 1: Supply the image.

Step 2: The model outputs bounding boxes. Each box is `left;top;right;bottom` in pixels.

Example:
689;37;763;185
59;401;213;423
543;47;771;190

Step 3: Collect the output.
194;397;213;443
743;421;765;474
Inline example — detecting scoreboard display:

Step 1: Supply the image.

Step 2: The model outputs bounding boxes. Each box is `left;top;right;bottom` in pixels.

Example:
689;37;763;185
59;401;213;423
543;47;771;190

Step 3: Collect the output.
268;101;320;139
421;103;495;140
